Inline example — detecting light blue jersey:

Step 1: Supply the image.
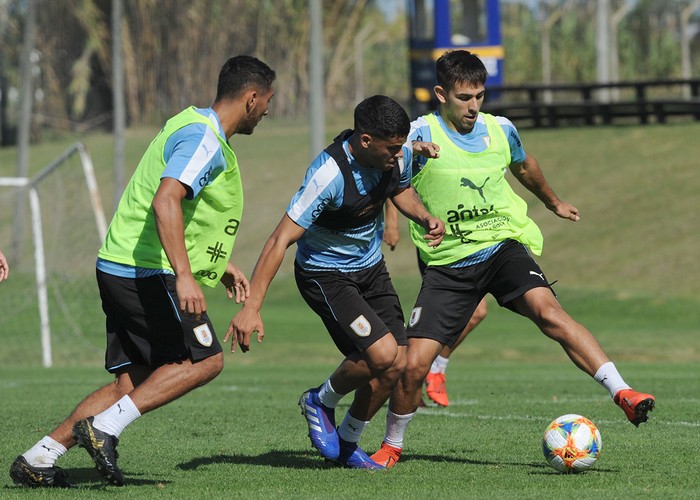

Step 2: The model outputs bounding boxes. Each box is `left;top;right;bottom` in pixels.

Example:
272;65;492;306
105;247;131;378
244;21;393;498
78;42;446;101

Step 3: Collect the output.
287;139;412;272
97;107;229;278
409;112;526;175
409;112;527;268
162;107;228;199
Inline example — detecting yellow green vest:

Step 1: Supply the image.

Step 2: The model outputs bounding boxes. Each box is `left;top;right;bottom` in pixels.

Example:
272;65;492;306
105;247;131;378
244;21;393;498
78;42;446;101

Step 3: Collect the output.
409;112;543;266
98;107;243;287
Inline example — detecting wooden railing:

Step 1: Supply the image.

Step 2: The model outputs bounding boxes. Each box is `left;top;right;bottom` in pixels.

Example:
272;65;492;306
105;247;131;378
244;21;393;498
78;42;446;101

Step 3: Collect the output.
481;79;700;128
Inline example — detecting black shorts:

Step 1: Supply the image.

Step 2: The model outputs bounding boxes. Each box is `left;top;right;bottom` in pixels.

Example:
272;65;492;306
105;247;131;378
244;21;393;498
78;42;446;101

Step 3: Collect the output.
294;259;407;357
96;269;223;373
407;240;553;346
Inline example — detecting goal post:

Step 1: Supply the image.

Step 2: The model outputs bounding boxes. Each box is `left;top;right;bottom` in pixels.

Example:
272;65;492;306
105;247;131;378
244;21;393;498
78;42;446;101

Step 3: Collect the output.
0;142;108;368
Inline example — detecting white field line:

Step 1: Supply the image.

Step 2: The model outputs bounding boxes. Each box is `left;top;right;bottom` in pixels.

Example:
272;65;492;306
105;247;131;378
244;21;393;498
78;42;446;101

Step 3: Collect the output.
417;405;700;428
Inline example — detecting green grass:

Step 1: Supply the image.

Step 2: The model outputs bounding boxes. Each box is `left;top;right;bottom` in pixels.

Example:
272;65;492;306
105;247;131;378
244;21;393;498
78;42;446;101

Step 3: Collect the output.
1;119;699;496
3;362;697;498
2;275;700;497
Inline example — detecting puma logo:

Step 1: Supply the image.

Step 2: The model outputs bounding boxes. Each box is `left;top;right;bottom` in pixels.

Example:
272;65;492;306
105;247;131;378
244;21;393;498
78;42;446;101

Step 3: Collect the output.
460;177;490;203
529;270;545;281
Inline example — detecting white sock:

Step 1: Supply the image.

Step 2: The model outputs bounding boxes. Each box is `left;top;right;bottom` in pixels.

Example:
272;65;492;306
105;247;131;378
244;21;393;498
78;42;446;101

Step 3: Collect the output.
383;410;415;449
92;395;142;438
22;436;67;468
337;413;369;443
318;378;344;409
594;361;630;398
430;355;449;374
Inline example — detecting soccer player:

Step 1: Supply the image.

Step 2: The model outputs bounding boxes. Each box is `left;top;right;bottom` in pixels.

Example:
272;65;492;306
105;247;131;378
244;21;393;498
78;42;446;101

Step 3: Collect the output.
10;55;276;488
227;95;445;469
0;249;8;282
370;50;656;468
384;201;488;407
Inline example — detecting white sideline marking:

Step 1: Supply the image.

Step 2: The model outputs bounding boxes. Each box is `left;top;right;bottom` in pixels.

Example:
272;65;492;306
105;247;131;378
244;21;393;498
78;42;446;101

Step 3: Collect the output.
418;408;700;427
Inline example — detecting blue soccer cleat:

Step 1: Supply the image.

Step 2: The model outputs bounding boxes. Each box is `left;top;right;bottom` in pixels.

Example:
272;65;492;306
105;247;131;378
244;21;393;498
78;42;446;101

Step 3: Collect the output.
335;438;385;470
299;387;340;460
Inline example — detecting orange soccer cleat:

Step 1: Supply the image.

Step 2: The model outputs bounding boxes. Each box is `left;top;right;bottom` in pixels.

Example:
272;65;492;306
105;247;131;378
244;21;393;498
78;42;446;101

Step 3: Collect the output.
425;371;449;407
370;442;402;469
614;389;656;427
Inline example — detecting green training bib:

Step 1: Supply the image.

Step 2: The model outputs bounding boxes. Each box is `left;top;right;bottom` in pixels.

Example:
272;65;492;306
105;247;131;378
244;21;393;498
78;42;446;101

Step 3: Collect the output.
98;107;243;287
410;113;543;266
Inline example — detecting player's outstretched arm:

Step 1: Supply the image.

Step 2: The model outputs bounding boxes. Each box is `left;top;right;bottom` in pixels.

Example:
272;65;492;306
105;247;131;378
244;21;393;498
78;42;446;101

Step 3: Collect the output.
509;154;580;222
391;186;445;247
225;214;305;353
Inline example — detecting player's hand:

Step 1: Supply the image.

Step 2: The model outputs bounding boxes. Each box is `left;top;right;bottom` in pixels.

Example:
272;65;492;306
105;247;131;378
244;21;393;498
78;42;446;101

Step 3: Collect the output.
383;225;400;250
220;262;250;303
550;200;580;222
413;141;440;159
176;273;207;320
423;216;445;247
224;306;265;353
0;250;8;282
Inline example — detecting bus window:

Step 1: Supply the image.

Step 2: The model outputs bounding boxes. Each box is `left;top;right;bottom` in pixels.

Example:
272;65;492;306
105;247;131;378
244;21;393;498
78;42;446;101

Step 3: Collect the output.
410;0;434;42
450;0;487;45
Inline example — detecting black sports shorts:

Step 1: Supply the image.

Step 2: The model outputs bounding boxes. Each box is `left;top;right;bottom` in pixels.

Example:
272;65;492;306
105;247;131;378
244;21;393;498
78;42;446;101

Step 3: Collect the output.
294;259;407;357
96;269;223;373
407;240;553;346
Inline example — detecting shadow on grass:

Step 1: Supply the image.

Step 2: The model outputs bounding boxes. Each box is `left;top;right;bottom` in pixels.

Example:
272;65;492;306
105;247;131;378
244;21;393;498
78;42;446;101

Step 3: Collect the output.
4;467;173;490
404;455;617;474
527;463;618;475
177;449;617;474
64;467;171;490
178;450;330;470
176;450;534;471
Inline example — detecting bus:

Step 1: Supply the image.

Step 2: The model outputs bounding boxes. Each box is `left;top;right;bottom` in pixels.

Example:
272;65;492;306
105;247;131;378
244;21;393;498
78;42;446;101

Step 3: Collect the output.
408;0;504;116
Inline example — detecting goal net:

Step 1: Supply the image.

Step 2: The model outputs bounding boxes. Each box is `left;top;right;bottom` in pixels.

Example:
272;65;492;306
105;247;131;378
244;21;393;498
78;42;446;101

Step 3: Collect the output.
0;143;108;367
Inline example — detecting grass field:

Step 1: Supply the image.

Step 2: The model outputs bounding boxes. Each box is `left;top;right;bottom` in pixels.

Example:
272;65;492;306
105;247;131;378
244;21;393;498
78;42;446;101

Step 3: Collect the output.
1;118;699;496
1;276;699;497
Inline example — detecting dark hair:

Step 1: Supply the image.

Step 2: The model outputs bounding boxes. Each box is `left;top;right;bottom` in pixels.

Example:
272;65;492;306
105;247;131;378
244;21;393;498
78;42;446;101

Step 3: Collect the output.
353;95;410;140
215;55;276;102
435;50;488;90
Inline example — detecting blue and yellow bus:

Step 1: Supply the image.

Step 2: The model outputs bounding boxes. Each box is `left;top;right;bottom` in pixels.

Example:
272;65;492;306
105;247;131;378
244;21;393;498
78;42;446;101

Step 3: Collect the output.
408;0;504;116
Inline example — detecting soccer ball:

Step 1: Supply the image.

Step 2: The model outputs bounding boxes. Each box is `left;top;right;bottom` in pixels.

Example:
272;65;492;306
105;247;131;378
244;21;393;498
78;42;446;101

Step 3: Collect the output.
542;414;602;473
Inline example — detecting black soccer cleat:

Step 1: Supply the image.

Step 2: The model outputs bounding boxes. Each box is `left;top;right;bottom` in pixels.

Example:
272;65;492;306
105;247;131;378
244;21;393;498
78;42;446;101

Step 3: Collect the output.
9;455;71;488
73;417;125;486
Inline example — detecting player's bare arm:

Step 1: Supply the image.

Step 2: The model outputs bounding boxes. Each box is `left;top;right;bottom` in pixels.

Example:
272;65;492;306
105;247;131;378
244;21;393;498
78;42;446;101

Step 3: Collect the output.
152;177;208;317
225;214;306;352
383;200;400;250
220;261;250;303
412;140;441;159
509;154;580;222
390;186;445;247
